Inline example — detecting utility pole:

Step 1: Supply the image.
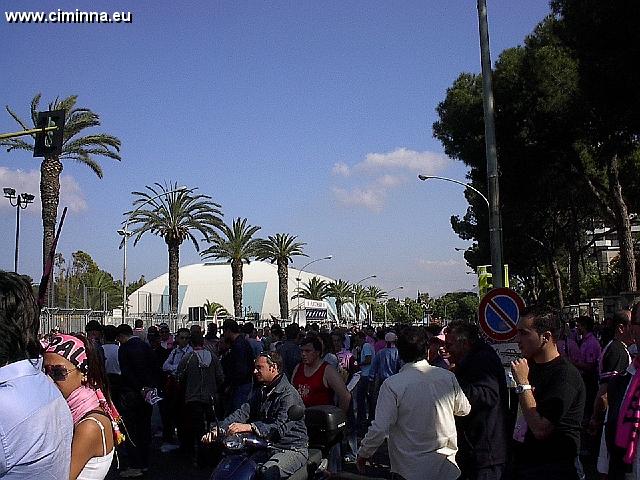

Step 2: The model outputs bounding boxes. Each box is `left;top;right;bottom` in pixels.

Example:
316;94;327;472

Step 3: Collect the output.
477;0;504;288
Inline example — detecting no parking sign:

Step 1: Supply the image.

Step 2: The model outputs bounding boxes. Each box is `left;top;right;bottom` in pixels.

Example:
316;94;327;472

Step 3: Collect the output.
478;288;525;342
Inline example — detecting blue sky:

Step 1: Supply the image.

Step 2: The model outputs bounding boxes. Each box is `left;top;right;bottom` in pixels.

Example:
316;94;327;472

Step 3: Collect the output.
1;0;551;298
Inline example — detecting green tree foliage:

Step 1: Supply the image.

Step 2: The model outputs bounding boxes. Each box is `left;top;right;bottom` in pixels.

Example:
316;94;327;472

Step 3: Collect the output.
430;292;479;323
294;276;329;301
327;279;353;323
433;8;640;306
1;94;121;270
52;251;123;310
201;218;262;319
256;233;307;319
126;182;223;313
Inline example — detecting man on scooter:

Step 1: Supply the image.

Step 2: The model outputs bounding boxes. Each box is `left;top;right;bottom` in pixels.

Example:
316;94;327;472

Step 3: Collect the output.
202;351;309;480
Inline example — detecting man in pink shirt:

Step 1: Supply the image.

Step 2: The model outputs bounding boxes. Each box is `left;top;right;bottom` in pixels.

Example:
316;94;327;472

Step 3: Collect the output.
575;316;601;418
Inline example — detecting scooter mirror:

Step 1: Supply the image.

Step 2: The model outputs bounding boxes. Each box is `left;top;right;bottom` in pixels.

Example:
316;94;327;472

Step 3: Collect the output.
287;405;305;421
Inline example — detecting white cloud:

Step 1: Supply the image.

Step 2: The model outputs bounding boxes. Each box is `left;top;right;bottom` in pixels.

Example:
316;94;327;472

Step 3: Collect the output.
418;258;465;268
358;148;449;174
330;147;449;212
0;167;87;214
375;174;405;188
332;162;351;177
332;186;385;212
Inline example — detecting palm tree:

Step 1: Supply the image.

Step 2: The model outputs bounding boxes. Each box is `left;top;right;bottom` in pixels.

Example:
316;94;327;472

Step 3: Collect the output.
365;285;387;322
201;218;262;319
125;182;223;313
327;279;353;323
294;276;329;301
203;299;229;320
256;234;307;320
353;284;372;323
1;94;121;270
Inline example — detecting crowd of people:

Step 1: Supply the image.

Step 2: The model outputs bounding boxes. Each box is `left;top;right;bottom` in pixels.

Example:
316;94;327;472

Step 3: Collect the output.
3;268;640;480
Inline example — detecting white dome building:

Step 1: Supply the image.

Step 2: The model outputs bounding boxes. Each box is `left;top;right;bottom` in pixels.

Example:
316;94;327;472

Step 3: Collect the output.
127;260;361;326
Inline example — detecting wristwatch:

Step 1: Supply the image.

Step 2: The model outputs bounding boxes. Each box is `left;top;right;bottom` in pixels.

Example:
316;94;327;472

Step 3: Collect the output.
515;384;532;394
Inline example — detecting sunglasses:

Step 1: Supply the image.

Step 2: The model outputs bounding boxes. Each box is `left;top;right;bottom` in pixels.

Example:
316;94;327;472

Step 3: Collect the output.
43;364;75;382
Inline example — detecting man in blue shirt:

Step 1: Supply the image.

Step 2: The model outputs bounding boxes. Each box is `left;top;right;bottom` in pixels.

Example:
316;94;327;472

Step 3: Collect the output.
0;271;73;479
369;332;401;384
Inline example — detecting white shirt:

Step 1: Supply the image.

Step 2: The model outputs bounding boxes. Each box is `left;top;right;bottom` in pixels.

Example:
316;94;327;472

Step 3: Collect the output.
162;345;193;374
102;343;120;375
358;359;471;480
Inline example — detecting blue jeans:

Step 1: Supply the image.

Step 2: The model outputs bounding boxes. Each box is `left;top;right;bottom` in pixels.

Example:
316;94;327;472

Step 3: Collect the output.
356;376;371;435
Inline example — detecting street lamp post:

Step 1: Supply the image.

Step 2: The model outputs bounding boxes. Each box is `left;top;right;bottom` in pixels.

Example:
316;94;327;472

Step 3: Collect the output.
443;301;455;324
383;285;404;325
477;0;504;289
3;188;35;272
118;186;191;320
353;274;376;326
418;174;502;287
294;255;332;324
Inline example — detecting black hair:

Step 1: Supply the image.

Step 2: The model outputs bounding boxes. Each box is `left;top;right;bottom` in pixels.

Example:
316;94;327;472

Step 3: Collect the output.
176;327;190;337
223;318;240;333
446;320;480;344
242;322;254;335
577;316;595;332
397;327;427;363
116;323;133;336
318;332;334;355
0;271;42;364
190;332;204;347
285;323;300;340
134;319;144;328
520;306;561;340
612;310;631;329
103;324;118;342
260;350;283;372
300;336;323;353
85;320;103;333
73;333;113;405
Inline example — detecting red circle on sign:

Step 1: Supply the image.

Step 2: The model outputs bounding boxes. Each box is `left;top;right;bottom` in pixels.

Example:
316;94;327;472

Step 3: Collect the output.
478;288;525;342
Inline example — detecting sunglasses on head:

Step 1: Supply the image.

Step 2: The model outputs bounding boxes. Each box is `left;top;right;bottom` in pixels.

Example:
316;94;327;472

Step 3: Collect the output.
43;364;75;382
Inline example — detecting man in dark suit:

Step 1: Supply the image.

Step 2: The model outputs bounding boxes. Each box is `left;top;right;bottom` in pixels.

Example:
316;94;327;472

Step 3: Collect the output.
446;321;509;480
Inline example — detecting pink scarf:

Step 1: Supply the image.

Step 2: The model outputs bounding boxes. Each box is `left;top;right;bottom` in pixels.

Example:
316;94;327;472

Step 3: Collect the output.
67;385;126;445
616;356;640;463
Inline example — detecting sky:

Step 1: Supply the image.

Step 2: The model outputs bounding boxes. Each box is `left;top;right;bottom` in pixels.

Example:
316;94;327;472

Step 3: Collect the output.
1;0;552;299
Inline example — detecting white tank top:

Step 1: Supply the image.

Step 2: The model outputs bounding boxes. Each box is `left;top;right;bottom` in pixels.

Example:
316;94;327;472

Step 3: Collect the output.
76;416;115;480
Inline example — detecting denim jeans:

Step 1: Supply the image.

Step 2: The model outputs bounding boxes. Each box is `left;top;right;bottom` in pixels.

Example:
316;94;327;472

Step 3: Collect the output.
356;376;371;435
251;448;308;480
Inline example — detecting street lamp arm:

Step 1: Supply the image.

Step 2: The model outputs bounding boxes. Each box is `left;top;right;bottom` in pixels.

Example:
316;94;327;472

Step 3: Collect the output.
418;175;490;210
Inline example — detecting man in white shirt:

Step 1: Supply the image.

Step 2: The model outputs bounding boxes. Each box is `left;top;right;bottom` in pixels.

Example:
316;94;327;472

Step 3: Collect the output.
357;327;471;480
162;328;193;375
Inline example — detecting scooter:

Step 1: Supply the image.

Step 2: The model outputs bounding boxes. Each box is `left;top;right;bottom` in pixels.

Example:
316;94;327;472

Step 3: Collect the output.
209;405;347;480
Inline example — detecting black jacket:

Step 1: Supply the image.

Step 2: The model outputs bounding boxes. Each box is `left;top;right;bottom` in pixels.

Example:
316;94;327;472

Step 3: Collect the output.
604;372;633;480
454;341;509;470
220;374;308;451
118;336;157;393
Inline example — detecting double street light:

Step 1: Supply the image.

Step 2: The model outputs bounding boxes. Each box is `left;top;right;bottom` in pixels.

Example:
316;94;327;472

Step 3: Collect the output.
118;186;192;319
295;255;333;323
3;188;35;272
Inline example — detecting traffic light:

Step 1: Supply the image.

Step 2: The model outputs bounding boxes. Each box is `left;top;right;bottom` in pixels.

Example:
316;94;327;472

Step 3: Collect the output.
477;264;510;297
34;110;65;158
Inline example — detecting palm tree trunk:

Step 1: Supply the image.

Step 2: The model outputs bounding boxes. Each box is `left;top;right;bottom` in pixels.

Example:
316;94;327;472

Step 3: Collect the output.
40;156;63;306
355;303;361;323
232;259;243;318
277;259;289;319
168;240;180;313
336;298;343;322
